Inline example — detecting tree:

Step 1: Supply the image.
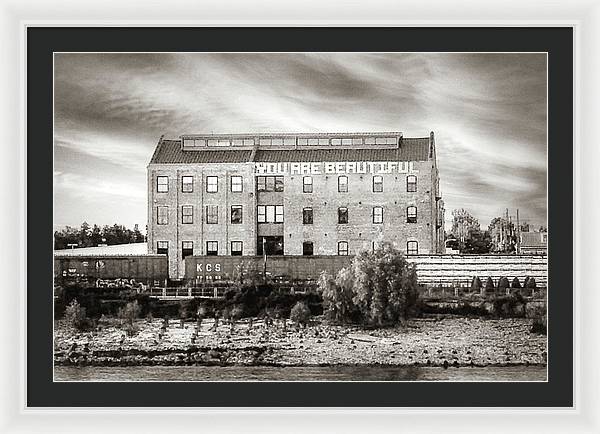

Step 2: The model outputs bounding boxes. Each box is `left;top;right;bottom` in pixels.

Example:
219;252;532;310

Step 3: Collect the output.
471;276;482;293
462;230;492;254
351;244;419;326
64;299;88;330
319;269;355;323
118;300;141;326
290;301;311;326
451;209;480;243
497;277;510;294
485;277;495;293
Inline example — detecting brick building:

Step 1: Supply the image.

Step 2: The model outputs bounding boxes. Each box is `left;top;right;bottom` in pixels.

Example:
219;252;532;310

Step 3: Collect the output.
147;132;445;279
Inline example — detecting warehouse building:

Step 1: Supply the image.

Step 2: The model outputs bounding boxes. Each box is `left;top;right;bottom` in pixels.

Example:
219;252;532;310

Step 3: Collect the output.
147;132;445;279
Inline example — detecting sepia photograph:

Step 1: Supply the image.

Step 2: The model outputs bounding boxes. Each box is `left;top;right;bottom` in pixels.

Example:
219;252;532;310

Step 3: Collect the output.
52;52;548;383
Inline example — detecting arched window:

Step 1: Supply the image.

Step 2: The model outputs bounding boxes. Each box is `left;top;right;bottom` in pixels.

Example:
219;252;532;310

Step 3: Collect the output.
338;241;349;256
407;206;417;223
407;175;417;192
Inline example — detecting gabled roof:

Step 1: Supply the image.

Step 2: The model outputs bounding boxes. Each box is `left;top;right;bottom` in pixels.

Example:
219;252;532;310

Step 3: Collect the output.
149;137;431;165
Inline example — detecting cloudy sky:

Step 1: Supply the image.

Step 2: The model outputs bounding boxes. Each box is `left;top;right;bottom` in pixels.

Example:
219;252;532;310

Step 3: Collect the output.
54;53;547;232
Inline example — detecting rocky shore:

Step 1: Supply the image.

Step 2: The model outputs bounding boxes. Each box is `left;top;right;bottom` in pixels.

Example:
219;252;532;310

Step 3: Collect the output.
54;316;547;368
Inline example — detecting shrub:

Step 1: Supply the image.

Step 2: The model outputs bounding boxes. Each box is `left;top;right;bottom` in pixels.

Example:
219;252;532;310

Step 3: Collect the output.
230;305;244;322
511;277;522;289
319;269;355;324
497;277;510;293
525;277;537;289
64;299;88;331
471;276;482;293
118;300;141;327
290;301;311;325
485;277;495;293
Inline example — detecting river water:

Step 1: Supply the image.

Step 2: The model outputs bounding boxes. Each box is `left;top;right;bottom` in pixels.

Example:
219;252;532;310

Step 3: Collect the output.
54;365;546;382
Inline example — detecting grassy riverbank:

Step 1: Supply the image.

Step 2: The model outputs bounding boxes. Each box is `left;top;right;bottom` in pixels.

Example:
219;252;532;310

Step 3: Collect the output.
54;315;547;368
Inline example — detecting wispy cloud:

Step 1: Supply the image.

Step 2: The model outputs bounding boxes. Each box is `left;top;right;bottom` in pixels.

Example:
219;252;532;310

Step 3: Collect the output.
54;53;547;230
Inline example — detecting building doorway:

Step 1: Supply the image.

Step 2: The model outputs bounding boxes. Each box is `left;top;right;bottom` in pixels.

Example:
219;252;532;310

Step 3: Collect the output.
257;236;284;256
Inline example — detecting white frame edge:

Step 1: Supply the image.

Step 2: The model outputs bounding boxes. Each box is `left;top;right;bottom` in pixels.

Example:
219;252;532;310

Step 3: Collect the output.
1;0;597;433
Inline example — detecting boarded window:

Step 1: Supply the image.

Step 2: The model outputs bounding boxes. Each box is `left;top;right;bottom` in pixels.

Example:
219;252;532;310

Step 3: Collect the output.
157;206;168;225
206;205;218;224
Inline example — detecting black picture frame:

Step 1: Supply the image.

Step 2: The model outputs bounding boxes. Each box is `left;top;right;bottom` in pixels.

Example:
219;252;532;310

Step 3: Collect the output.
28;26;573;407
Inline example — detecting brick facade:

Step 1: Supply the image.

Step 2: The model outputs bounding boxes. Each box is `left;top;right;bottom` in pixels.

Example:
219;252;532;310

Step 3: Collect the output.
148;132;444;279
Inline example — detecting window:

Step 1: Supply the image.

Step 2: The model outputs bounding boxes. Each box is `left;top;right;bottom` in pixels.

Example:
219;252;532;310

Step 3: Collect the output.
206;176;218;193
407;241;418;255
157;206;168;225
266;176;275;191
407;175;417;192
206;241;218;256
407;206;417;223
231;241;243;256
182;241;193;259
257;205;266;223
231;205;243;224
275;205;284;223
156;176;168;193
206;205;218;224
182;176;193;193
157;241;168;255
303;242;314;256
338;241;349;256
303;176;313;193
338;207;348;224
257;205;284;223
373;206;383;224
303;207;313;225
373;175;383;192
274;176;284;192
182;205;193;224
338;176;348;193
231;176;243;192
257;176;284;192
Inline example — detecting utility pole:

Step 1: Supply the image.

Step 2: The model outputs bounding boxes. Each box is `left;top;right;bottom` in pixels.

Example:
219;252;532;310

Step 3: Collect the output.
516;208;521;255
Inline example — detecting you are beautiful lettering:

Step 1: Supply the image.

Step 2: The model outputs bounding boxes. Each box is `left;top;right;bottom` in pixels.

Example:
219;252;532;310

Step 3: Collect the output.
254;161;419;175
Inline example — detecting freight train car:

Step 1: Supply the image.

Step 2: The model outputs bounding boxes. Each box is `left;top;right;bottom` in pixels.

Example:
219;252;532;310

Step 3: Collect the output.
182;255;353;284
54;254;168;288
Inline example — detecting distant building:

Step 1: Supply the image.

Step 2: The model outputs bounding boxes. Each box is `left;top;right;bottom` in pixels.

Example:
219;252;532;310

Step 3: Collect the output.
520;231;548;255
147;131;445;278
